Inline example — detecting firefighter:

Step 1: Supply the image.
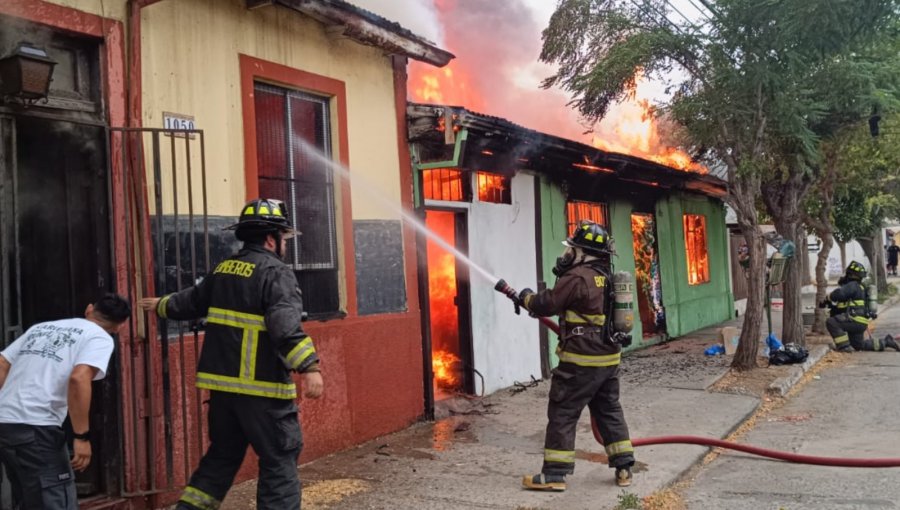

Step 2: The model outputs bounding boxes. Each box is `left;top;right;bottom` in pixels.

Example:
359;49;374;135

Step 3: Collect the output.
822;260;900;352
139;198;323;510
518;220;635;491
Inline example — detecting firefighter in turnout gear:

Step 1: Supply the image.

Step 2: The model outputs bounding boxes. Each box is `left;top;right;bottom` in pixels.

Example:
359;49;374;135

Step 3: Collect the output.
823;261;900;352
518;221;635;492
139;198;323;509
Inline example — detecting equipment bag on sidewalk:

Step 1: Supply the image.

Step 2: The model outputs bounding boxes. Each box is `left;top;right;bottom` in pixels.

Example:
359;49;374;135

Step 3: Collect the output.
769;343;809;365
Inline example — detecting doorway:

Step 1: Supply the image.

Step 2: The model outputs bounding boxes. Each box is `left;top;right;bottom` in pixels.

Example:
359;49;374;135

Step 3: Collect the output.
0;115;116;500
631;212;666;337
424;210;474;401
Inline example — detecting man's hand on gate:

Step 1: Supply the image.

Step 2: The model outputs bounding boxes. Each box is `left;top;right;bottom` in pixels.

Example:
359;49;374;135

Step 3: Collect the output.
138;297;161;314
71;439;92;472
300;371;324;399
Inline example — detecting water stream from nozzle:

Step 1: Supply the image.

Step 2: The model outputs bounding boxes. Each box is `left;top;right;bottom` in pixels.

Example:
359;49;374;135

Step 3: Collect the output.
294;137;501;285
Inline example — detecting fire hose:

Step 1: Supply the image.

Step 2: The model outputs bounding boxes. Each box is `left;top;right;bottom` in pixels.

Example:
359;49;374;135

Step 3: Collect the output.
494;279;900;468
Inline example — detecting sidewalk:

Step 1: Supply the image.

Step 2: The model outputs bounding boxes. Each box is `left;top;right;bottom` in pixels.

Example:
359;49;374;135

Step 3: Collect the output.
219;293;885;510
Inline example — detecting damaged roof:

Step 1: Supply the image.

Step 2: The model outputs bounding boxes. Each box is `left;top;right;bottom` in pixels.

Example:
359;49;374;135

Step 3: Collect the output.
248;0;454;67
408;103;727;198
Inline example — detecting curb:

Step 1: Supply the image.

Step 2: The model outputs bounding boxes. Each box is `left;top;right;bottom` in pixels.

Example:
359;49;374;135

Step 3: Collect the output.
767;345;830;397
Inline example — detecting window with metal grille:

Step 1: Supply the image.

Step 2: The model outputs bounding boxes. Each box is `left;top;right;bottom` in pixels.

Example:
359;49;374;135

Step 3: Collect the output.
254;82;340;317
476;171;511;204
566;200;609;235
422;168;466;201
683;214;710;285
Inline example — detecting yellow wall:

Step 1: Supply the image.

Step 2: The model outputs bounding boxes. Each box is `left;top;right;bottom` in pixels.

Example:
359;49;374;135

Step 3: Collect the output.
52;0;127;21
140;0;404;221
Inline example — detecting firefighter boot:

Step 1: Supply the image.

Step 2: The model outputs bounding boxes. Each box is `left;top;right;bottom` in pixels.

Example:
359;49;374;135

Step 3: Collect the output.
615;466;633;487
522;473;566;491
884;335;900;351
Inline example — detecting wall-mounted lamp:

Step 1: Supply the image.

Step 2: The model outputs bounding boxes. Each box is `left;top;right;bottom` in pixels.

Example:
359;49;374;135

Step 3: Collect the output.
0;43;57;106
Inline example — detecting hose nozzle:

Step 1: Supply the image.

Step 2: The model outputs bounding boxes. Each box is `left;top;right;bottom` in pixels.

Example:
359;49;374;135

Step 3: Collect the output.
494;279;522;314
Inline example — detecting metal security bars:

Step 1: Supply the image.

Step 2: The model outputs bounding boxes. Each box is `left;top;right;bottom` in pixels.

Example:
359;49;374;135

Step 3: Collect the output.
110;127;209;496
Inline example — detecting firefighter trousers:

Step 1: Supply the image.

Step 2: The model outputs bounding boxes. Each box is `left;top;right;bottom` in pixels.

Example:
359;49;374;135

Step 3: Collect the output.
176;391;302;510
542;362;634;476
826;315;882;351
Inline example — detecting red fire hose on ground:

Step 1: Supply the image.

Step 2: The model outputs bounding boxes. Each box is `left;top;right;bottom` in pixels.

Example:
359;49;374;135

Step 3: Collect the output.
494;280;900;468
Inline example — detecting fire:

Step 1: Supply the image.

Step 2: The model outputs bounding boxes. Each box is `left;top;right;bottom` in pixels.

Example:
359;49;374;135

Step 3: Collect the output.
425;211;463;391
631;213;664;335
591;76;706;173
432;350;461;388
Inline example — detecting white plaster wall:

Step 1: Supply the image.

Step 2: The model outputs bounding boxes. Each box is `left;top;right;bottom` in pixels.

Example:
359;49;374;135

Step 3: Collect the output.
806;237;869;281
467;174;541;395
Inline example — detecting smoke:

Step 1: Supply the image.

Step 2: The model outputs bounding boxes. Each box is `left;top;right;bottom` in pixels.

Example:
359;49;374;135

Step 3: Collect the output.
406;0;592;143
349;0;444;45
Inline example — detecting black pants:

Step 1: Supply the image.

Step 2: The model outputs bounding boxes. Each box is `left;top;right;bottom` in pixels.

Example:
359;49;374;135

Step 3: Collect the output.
542;362;634;476
826;315;882;351
176;391;302;510
0;423;77;510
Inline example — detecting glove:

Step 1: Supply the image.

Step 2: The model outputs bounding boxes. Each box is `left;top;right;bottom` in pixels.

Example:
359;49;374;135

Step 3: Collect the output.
517;288;535;305
613;332;632;348
869;312;878;320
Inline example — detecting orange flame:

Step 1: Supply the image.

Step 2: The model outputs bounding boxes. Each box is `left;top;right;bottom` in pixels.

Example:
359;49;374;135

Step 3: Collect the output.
432;350;461;388
426;211;463;391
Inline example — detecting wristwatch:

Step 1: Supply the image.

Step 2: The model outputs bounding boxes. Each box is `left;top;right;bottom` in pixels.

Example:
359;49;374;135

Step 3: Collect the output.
73;431;90;441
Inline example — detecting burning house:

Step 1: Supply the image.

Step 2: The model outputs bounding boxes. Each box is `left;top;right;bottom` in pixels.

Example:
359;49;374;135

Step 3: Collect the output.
1;0;451;508
408;104;733;409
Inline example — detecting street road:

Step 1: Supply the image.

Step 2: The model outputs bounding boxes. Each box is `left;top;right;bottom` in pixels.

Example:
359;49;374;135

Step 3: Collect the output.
684;301;900;510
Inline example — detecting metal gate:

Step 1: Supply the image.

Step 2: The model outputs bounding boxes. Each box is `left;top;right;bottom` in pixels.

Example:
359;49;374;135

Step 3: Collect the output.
110;127;211;497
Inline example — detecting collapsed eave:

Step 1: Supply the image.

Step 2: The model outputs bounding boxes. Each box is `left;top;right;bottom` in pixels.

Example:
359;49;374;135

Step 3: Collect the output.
408;103;727;198
249;0;455;67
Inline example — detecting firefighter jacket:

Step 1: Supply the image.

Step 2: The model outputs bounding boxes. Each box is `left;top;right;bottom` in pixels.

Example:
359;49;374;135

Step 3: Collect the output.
156;244;318;400
523;260;620;368
828;279;870;324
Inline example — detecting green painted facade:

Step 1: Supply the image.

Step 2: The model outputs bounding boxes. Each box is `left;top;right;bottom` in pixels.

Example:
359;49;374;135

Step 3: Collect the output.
536;180;733;362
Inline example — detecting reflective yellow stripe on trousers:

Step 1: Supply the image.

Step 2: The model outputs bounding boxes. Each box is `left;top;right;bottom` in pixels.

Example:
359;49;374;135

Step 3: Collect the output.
544;448;575;464
180;486;220;510
605;440;634;457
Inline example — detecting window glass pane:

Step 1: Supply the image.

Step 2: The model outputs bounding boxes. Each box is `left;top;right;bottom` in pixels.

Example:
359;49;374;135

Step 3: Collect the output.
683;214;710;285
476;172;511;204
566;200;608;235
254;81;339;316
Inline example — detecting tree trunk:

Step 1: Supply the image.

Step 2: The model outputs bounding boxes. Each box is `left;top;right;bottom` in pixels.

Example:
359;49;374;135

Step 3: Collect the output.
839;241;847;270
859;236;876;283
800;234;811;285
873;230;888;294
812;231;833;334
733;226;766;370
772;218;806;346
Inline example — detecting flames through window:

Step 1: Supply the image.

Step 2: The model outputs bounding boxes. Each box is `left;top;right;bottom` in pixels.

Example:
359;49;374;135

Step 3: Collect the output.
476;171;510;204
566;200;609;234
684;214;710;285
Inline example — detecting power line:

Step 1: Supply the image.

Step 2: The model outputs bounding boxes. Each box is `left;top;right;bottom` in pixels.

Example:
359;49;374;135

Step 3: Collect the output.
663;0;705;29
683;0;715;22
627;0;688;36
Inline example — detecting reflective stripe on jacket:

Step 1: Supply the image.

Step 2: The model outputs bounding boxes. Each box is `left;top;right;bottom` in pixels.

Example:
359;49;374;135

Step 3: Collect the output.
523;260;618;365
158;244;318;399
828;280;870;325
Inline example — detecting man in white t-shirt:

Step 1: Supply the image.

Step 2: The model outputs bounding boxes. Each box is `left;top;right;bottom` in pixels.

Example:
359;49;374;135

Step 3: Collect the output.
0;294;130;509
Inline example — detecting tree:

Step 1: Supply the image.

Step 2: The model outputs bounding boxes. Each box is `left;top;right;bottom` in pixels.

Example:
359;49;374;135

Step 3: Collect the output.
541;0;900;369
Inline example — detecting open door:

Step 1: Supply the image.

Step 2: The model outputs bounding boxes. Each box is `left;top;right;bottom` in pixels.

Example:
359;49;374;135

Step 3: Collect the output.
424;210;474;402
631;212;666;337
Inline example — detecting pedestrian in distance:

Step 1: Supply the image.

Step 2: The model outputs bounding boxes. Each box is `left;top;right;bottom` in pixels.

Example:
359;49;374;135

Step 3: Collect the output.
821;261;900;352
517;220;635;492
139;198;322;510
887;239;899;277
0;293;131;509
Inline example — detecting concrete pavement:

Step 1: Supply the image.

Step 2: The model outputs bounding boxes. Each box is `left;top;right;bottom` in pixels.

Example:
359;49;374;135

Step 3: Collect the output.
683;303;900;509
218;284;899;510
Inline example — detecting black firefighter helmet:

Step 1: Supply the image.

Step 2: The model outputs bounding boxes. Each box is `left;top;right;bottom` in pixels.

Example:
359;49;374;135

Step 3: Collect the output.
564;220;612;256
845;260;867;281
226;198;300;241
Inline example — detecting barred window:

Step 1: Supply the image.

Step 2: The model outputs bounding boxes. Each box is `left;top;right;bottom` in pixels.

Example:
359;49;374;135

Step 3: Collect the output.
254;82;339;317
566;200;609;235
683;214;710;285
476;172;511;204
423;168;466;201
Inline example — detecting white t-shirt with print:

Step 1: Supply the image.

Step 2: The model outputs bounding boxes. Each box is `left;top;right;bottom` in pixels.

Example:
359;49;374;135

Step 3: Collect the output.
0;318;115;427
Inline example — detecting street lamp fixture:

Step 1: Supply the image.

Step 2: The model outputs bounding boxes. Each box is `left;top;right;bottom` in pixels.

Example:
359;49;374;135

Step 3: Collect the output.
0;43;57;106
